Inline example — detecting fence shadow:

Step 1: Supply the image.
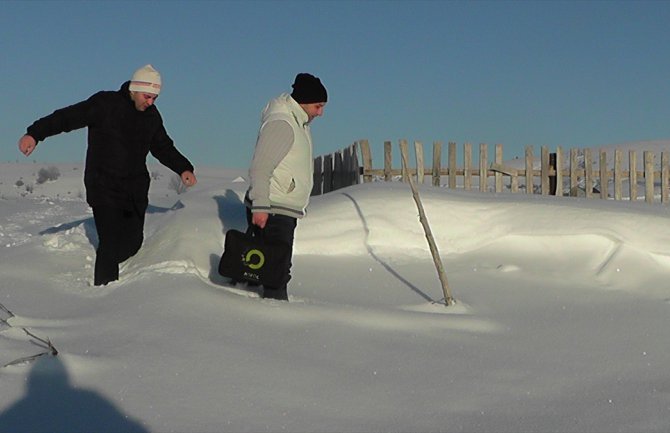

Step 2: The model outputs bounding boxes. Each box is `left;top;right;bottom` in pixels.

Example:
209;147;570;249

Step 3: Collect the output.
0;356;148;433
341;193;434;303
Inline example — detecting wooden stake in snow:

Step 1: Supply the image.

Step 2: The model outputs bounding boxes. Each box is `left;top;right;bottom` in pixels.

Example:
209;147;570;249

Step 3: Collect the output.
399;140;455;306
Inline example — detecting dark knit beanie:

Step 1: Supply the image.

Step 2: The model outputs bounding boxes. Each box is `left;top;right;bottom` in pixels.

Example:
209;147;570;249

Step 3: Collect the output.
290;73;328;104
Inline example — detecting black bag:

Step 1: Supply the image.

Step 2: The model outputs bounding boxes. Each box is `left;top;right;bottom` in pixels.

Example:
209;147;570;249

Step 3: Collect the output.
218;228;290;287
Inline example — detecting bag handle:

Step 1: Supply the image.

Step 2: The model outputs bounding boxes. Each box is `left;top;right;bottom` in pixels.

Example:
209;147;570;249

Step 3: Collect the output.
247;224;264;240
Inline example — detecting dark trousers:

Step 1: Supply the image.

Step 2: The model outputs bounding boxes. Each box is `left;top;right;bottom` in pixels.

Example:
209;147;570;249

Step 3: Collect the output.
246;208;297;300
92;206;145;285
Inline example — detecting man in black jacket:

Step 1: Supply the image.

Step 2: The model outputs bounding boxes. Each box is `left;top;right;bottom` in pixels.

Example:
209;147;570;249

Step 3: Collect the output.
18;64;197;286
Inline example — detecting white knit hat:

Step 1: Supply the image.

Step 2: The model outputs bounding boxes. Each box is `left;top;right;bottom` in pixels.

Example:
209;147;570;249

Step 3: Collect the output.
129;64;162;95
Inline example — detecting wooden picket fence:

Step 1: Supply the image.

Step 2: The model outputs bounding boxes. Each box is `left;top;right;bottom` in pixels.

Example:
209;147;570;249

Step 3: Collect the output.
352;139;670;204
311;142;360;196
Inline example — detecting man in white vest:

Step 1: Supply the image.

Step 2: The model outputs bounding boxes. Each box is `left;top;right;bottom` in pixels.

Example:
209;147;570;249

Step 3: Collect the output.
244;73;328;300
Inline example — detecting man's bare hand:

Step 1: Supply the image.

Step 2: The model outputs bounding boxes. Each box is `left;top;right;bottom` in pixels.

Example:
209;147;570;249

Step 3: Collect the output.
252;212;269;229
181;170;197;187
18;135;37;157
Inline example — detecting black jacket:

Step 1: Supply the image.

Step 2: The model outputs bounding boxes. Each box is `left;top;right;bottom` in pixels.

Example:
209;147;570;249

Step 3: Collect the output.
26;81;194;211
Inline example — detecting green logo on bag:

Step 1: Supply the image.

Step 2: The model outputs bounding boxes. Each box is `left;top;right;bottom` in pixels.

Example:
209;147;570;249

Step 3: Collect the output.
244;249;265;270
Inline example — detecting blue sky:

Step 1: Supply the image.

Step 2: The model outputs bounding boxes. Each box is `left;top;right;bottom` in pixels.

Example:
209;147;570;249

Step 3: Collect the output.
2;0;670;169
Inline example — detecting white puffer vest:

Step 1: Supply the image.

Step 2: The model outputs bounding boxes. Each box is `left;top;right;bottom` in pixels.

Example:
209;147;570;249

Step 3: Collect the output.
260;94;314;217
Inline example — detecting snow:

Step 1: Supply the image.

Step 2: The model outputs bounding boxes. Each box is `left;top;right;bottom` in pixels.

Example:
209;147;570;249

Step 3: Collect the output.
1;161;670;433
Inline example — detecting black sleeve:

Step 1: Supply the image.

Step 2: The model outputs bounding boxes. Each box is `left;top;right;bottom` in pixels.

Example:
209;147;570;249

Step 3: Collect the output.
149;120;195;176
26;92;103;143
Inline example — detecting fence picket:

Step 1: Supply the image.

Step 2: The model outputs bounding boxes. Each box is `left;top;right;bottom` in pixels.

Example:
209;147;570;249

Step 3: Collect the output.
541;146;550;195
323;154;333;194
464;143;472;191
570;148;579;196
555;147;563;197
432;141;442;187
599;150;608;199
663;152;669;203
495;144;503;192
479;143;487;192
415;141;425;184
584;149;593;198
360;139;373;184
384;141;393;181
645;151;654;204
350;142;360;187
311;155;323;196
630;150;637;201
525;146;533;194
614;149;622;200
400;140;409;183
448;142;457;189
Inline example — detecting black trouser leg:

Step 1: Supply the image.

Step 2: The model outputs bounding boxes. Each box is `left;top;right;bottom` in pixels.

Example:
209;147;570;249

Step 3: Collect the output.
117;209;145;263
92;206;145;286
246;208;297;300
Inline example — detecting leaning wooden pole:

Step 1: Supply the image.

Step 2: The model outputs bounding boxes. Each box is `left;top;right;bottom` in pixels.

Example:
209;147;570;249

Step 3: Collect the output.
399;140;455;306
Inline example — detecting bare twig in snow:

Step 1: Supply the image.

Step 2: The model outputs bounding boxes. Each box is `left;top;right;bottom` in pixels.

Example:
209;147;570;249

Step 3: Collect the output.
0;302;59;368
24;328;59;356
399;140;455;306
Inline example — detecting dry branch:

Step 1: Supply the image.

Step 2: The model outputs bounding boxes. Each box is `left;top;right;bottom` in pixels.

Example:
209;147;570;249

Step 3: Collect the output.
1;302;58;368
399;140;455;306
